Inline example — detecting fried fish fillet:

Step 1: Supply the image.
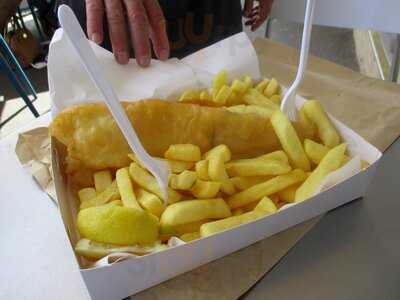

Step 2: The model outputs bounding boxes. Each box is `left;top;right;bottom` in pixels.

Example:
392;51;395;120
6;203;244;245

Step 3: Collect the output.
50;99;282;171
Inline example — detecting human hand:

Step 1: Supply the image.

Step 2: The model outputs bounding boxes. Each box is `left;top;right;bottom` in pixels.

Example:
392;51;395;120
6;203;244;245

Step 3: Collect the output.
85;0;169;66
243;0;274;31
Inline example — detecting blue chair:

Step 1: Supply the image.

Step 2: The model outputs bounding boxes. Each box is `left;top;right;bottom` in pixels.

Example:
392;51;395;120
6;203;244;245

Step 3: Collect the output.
0;34;39;118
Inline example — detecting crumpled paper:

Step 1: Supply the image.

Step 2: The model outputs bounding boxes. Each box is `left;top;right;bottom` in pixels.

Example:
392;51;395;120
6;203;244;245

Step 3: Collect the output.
15;127;56;203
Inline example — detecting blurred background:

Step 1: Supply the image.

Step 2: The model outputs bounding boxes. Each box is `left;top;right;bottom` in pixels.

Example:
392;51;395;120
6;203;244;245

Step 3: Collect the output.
0;0;399;137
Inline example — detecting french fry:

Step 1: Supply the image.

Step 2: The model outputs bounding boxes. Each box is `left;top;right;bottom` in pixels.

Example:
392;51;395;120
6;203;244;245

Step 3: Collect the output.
254;196;277;214
94;170;112;192
136;188;165;217
212;70;227;100
295;143;347;202
243;89;279;111
243;75;253;92
231;79;247;94
259;150;289;164
200;197;277;237
165;159;194;174
226;104;275;119
226;105;246;114
130;154;196;182
77;205;160;245
225;158;291;177
129;162;182;202
227;169;307;209
255;79;270;93
230;176;273;190
168;188;183;204
200;210;266;237
208;156;236;195
207;157;226;180
78;187;97;203
160;198;231;227
129;162;162;197
191;180;221;198
271;110;311;171
220;179;236;195
277;183;301;203
129;154;194;173
225;150;289;176
161;219;211;235
214;85;232;106
304;139;329;165
164;144;201;162
225;151;288;169
180;232;200;242
270;94;282;105
226;91;244;106
203;144;231;162
195;160;210;180
109;200;122;206
200;90;212;102
116;167;142;210
302;100;340;148
264;78;280;98
127;153;145;168
304;139;351;166
80;181;120;209
169;170;197;190
298;106;317;139
179;90;200;103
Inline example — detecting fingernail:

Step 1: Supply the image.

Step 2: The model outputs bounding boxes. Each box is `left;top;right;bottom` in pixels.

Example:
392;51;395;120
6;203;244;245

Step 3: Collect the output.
159;49;169;61
91;33;102;44
115;52;129;64
138;56;150;67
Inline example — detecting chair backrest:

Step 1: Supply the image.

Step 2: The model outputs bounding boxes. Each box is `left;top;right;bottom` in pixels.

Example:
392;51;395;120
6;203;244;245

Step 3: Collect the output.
270;0;400;34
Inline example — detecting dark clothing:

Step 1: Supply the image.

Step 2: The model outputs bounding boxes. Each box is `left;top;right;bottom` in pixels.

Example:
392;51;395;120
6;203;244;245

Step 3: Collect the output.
56;0;243;58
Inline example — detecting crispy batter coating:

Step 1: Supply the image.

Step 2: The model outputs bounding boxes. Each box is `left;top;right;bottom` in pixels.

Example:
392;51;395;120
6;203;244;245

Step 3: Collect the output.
50;99;281;172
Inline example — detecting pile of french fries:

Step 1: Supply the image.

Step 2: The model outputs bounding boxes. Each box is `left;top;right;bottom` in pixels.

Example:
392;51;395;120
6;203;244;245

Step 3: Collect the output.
75;70;365;260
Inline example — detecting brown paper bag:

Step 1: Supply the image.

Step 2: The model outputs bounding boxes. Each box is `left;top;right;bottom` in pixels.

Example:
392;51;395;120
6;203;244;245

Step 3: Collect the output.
15;38;400;300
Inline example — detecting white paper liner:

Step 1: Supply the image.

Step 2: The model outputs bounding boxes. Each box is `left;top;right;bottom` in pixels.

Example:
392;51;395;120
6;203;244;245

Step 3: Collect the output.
48;30;260;114
93;237;187;267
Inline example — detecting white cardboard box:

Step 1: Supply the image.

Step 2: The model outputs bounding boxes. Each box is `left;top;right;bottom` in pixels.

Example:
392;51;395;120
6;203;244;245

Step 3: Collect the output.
49;30;382;300
52;134;380;300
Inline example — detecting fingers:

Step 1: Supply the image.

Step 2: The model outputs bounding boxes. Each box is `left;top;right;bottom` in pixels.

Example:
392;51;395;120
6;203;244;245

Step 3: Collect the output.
251;0;273;31
86;0;104;44
143;0;169;61
243;0;273;31
243;0;254;18
244;6;259;26
124;0;151;67
104;0;129;64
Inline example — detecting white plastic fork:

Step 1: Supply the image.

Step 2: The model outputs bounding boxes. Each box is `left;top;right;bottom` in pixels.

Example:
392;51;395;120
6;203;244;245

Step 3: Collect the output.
280;0;316;121
57;5;170;201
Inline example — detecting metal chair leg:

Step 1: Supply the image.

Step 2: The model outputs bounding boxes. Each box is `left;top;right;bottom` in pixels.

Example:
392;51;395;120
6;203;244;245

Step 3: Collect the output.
265;17;273;38
0;35;38;99
26;0;46;42
0;56;39;117
389;34;400;83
